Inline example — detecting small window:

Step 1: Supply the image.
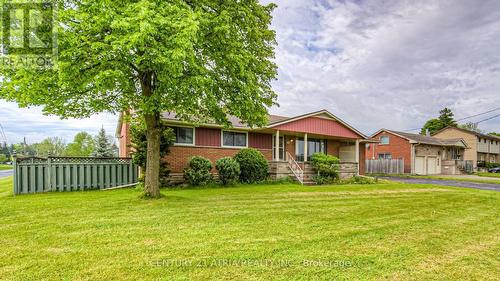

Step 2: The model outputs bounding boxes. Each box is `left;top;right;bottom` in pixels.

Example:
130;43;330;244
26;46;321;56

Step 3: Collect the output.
378;153;392;159
173;127;194;145
380;136;390;145
223;131;247;147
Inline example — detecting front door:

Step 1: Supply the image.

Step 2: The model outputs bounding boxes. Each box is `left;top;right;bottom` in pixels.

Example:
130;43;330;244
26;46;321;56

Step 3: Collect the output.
273;136;285;161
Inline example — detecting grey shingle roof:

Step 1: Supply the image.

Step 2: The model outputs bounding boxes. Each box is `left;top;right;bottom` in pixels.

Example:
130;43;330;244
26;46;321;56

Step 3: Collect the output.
387;130;467;147
161;112;289;128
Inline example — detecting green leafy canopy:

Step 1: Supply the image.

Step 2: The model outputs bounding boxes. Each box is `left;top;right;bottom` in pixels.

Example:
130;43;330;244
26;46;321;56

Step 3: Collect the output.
0;0;278;127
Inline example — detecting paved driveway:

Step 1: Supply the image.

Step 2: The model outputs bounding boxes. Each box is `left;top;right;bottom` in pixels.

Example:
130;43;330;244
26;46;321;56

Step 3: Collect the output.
0;170;13;178
384;177;500;192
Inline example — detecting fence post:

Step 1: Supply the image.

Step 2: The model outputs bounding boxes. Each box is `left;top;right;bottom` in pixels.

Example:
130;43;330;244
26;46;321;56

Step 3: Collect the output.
47;157;53;192
13;156;17;196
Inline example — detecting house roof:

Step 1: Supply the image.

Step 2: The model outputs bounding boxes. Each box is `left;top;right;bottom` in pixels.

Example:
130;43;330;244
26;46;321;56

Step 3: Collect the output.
117;109;368;139
266;109;368;139
161;112;290;128
433;126;500;141
372;129;469;148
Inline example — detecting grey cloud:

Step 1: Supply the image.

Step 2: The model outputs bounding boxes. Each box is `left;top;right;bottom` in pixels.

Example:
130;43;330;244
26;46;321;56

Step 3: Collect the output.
267;0;500;133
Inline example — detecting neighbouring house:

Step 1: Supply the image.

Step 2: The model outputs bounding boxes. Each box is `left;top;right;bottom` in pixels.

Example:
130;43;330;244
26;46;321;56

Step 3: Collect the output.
433;126;500;171
117;110;372;184
366;129;469;175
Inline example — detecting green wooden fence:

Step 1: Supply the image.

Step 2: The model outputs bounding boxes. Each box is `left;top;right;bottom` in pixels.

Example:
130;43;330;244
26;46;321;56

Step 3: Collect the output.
13;157;139;195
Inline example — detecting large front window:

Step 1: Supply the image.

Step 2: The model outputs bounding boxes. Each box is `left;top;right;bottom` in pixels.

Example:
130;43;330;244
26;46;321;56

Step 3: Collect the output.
296;138;326;162
173;127;194;145
223;131;247;147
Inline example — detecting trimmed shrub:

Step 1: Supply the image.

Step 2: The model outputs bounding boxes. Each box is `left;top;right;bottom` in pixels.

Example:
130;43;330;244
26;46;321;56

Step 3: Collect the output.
310;153;340;185
339;176;377;185
215;157;241;185
485;162;500;169
234;148;269;183
183;156;213;186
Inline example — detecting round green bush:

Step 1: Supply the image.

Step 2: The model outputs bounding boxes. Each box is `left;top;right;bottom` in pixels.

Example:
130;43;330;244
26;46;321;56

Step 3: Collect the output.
215;157;241;185
183;156;213;186
310;153;340;185
233;148;268;183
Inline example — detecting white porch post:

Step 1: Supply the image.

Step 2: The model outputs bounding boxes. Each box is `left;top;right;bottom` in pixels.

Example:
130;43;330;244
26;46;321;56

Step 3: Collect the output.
304;133;308;162
355;139;360;175
275;130;280;161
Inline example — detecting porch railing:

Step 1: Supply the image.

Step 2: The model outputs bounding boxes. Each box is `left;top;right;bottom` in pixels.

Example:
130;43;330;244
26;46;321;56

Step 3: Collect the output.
286;152;304;184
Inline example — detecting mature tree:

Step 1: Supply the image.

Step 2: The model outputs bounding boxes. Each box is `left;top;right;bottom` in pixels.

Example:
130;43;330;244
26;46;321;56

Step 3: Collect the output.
0;0;277;198
420;119;442;135
459;122;482;133
92;128;115;157
34;137;66;157
129;119;175;186
0;154;8;163
438;108;457;127
421;108;457;135
0;143;10;158
65;132;95;156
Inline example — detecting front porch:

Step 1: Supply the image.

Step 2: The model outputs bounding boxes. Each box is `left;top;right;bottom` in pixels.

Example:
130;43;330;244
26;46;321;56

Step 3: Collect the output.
268;130;362;184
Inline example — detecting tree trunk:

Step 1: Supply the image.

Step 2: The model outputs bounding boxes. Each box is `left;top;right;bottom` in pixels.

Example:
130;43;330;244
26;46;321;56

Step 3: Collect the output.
143;112;161;198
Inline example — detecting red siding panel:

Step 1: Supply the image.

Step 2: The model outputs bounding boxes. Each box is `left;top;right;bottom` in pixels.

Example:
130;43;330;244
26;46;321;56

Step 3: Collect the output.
195;128;221;147
249;133;273;149
272;117;360;139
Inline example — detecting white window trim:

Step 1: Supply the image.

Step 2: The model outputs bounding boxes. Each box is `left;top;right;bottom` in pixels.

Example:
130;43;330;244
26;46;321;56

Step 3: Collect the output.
380;136;390;145
221;130;248;148
173;126;196;146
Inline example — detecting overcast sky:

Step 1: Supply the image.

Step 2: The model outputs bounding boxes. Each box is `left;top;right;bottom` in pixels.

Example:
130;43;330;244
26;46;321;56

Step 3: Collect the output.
1;0;499;144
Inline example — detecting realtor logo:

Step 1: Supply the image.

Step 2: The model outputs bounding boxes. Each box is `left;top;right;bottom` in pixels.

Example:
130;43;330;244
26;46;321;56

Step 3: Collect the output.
1;1;57;68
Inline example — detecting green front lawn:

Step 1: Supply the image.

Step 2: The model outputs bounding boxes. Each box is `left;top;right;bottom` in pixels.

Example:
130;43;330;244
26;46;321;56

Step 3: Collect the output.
0;164;12;170
383;174;500;185
477;172;500;178
1;177;499;280
416;175;500;184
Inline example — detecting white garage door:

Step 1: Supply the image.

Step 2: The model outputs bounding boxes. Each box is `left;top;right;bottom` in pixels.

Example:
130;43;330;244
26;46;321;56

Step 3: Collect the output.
427;157;438;175
415;157;426;175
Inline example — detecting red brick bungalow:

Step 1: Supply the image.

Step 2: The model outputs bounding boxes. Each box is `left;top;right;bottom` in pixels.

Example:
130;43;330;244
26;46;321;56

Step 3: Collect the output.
366;129;469;175
117;110;371;183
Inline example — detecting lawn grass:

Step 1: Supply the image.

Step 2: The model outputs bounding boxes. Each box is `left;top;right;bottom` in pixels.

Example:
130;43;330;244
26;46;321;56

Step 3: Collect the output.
0;164;12;170
0;177;499;280
409;175;500;184
476;172;500;178
375;173;500;185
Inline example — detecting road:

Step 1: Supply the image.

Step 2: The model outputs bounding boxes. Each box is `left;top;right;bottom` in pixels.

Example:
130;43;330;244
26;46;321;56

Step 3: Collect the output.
384;177;500;192
0;169;13;178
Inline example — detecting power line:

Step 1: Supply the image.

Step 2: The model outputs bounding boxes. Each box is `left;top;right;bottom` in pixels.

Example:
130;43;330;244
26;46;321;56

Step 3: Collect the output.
401;107;500;132
475;113;500;124
456;107;500;122
0;123;7;143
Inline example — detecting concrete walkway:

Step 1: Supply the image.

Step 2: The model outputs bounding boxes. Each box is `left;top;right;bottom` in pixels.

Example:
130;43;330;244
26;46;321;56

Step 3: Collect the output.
0;170;13;178
384;177;500;192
